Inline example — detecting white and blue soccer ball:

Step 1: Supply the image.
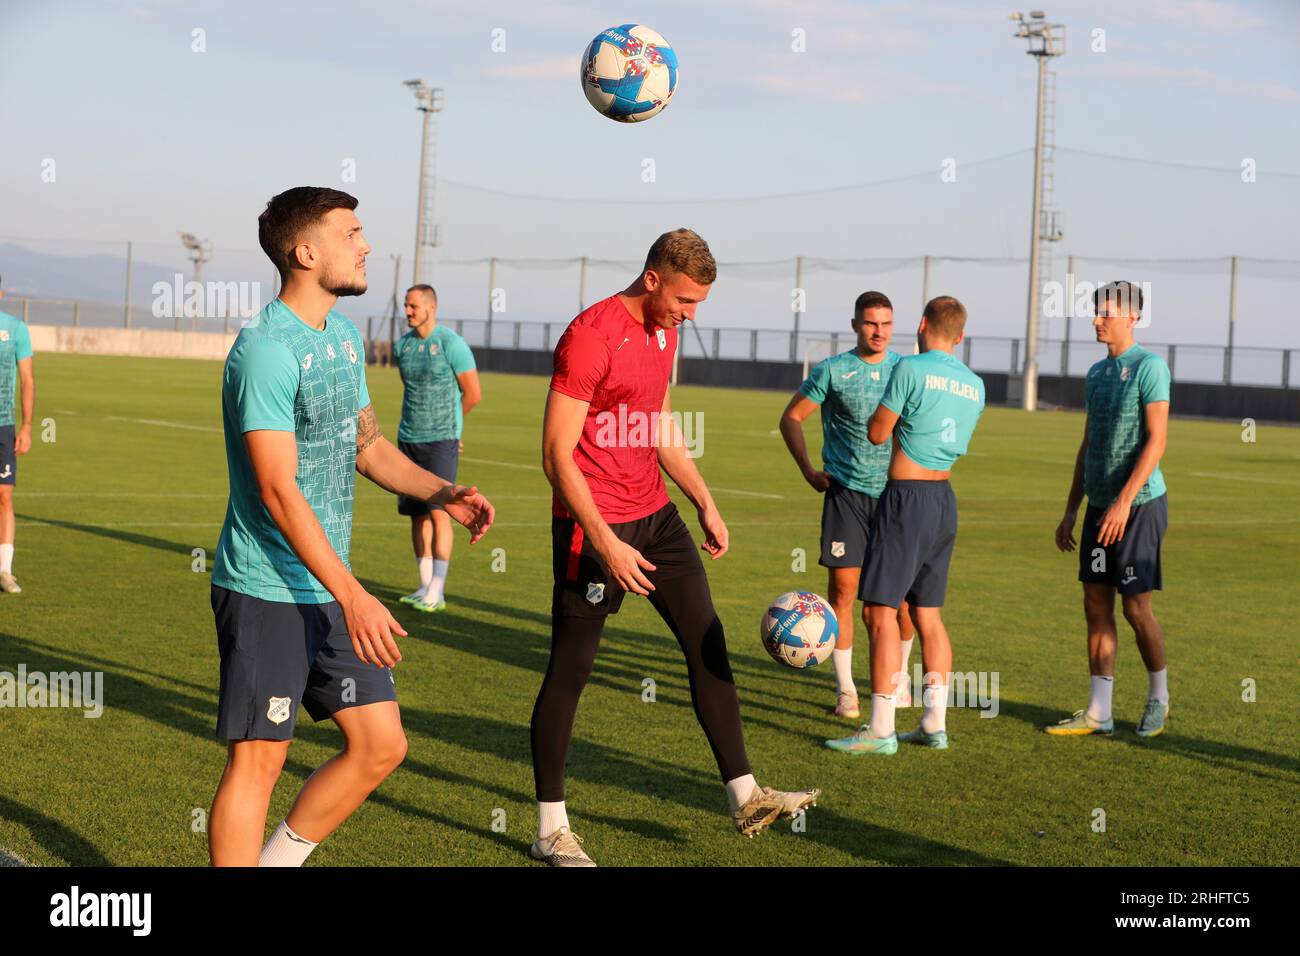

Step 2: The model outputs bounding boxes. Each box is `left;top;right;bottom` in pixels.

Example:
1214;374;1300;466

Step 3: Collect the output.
761;592;838;669
580;24;679;123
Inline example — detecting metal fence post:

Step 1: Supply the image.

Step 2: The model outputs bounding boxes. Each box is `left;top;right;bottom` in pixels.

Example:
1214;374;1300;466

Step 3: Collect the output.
124;240;133;328
1282;349;1291;389
1224;255;1237;385
512;321;520;350
543;323;551;352
749;329;757;361
831;332;840;354
712;328;720;360
790;255;803;362
486;257;496;350
963;336;972;365
73;302;81;327
1010;338;1020;376
1167;344;1177;382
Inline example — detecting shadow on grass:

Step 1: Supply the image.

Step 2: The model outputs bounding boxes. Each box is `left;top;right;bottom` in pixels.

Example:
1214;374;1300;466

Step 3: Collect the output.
0;795;110;866
996;698;1300;782
14;512;200;557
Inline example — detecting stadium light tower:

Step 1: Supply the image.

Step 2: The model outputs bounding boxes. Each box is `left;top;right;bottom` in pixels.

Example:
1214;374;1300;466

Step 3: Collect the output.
1010;10;1065;411
178;231;212;285
404;79;444;287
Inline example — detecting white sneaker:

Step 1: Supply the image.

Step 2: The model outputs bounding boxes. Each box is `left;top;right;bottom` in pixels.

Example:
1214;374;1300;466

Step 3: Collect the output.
0;573;21;594
530;826;596;867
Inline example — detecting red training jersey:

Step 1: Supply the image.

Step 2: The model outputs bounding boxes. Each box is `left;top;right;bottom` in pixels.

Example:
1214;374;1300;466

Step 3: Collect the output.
549;294;677;523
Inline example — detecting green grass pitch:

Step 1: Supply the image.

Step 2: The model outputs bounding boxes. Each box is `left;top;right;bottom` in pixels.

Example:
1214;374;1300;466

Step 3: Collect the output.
1;352;1297;866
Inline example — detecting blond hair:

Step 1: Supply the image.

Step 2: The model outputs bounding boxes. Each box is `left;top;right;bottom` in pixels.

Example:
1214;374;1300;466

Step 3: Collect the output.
643;228;717;285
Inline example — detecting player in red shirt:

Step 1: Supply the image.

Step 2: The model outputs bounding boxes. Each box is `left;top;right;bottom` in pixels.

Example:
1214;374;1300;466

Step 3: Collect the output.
530;229;820;866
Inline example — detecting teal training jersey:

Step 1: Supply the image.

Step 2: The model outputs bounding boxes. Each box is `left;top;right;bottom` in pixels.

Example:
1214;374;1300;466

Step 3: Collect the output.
213;299;371;604
0;312;33;427
799;349;901;496
1083;343;1170;508
395;325;476;442
879;349;985;471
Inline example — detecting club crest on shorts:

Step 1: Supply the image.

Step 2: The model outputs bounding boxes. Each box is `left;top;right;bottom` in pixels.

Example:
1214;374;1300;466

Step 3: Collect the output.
656;328;666;350
585;582;606;605
343;340;357;364
831;541;846;558
267;696;292;725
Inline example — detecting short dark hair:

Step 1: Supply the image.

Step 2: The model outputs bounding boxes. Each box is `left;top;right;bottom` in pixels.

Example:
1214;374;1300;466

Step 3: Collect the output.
922;295;967;339
854;291;893;317
1094;280;1143;318
644;228;717;285
407;284;437;303
258;187;359;279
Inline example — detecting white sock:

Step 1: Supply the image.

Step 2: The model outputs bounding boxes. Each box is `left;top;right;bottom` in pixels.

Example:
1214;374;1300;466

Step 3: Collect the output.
1148;668;1169;705
0;544;12;575
869;693;896;738
258;820;318;868
831;648;855;696
1086;675;1114;722
724;773;758;811
423;559;449;604
921;683;949;734
897;638;914;700
416;556;433;590
537;801;569;840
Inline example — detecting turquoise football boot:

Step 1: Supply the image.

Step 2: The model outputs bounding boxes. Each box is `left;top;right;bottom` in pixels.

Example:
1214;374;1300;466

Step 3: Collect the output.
1135;699;1169;738
898;726;949;749
825;725;898;755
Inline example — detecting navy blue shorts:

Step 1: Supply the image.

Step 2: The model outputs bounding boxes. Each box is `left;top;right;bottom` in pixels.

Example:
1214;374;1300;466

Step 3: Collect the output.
0;425;15;485
397;439;459;515
1078;494;1167;595
820;479;877;568
859;479;957;608
211;585;397;741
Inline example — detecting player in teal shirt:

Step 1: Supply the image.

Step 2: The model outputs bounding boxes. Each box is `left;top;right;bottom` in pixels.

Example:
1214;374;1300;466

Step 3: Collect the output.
780;291;916;721
393;284;481;612
208;187;494;869
828;296;985;757
1051;281;1172;739
0;280;36;595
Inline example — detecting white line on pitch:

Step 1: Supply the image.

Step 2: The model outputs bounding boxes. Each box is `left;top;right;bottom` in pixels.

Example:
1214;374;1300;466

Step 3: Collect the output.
106;416;222;433
1190;471;1300;486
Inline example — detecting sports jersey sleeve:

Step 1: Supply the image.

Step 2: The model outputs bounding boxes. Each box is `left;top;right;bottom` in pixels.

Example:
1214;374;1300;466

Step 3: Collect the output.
226;337;299;433
358;359;372;410
447;334;477;375
879;359;915;415
798;358;831;404
550;323;610;401
1137;356;1171;406
13;322;32;361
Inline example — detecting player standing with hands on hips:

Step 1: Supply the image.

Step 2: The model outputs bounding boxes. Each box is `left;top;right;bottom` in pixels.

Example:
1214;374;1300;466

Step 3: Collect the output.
531;228;820;866
826;296;984;756
1049;281;1171;738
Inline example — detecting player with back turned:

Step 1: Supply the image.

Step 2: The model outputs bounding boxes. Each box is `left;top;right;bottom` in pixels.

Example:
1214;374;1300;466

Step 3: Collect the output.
779;291;917;721
826;296;985;756
1049;281;1172;738
531;228;820;866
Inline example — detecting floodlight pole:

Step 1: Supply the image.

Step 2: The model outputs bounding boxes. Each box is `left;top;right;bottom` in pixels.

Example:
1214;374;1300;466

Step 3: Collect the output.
405;80;444;287
1011;11;1064;411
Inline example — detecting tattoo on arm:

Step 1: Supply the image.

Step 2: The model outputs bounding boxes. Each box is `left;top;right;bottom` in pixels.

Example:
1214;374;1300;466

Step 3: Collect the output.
357;404;381;454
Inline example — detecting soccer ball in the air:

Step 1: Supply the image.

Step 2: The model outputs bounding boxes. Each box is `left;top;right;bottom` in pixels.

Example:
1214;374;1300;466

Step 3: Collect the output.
760;592;839;669
580;24;679;123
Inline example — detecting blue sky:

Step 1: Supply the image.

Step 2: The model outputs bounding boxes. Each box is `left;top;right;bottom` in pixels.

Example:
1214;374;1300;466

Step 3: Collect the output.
1;0;1297;347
